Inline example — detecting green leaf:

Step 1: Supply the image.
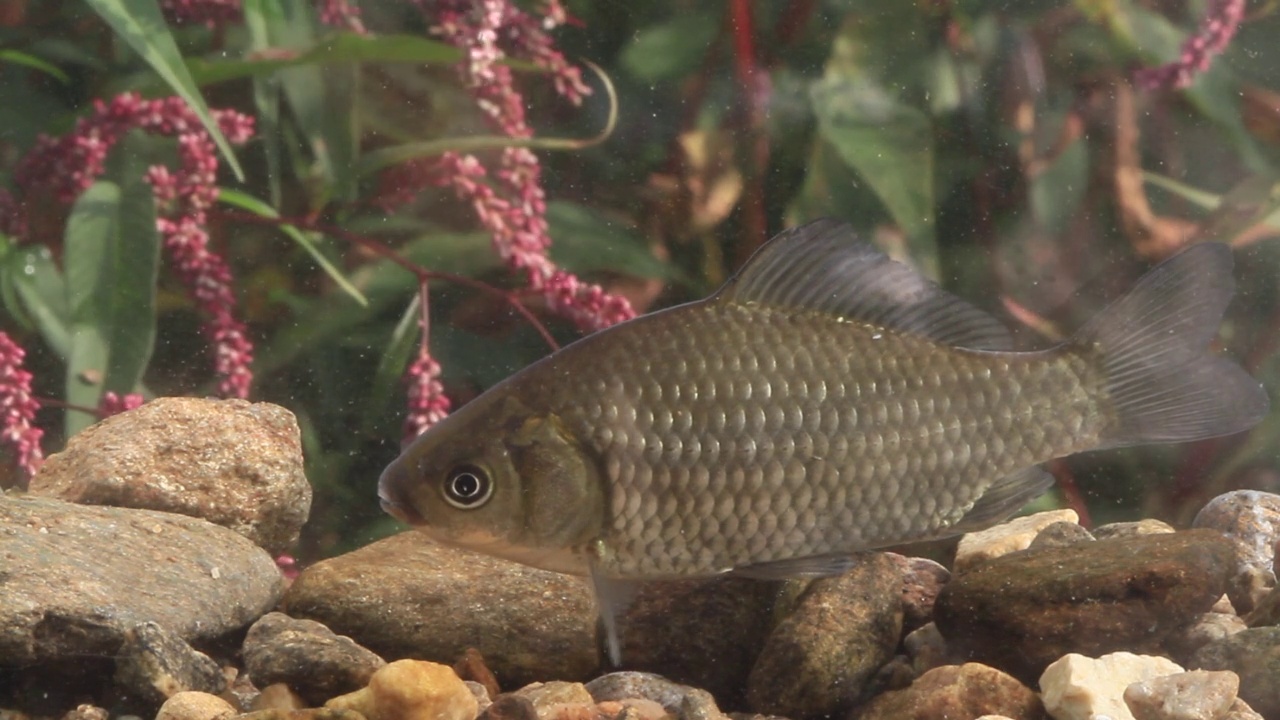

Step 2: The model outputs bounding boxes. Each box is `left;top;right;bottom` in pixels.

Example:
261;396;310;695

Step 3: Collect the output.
82;0;246;181
545;201;684;282
0;49;70;83
244;0;284;207
360;295;422;438
620;13;719;82
62;137;161;436
185;32;462;86
6;245;71;357
268;0;358;203
217;188;368;306
810;75;935;243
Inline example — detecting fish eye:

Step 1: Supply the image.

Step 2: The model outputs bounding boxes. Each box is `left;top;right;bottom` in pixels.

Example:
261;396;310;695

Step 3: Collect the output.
442;464;493;509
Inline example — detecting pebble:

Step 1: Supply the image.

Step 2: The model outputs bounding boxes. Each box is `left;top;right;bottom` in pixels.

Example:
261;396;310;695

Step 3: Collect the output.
479;695;539;720
585;672;726;720
1039;652;1184;720
0;495;283;666
513;682;594;720
889;554;950;632
455;648;501;702
1027;521;1095;550
935;530;1233;681
953;509;1079;572
1093;520;1177;540
904;623;950;675
1192;490;1280;614
234;710;368;719
745;552;903;718
325;659;477;720
851;663;1042;720
616;576;786;706
284;532;596;686
242;612;386;706
251;684;308;712
154;691;237;720
112;621;226;707
1163;612;1248;664
1189;626;1280;718
1123;669;1240;720
28;398;311;555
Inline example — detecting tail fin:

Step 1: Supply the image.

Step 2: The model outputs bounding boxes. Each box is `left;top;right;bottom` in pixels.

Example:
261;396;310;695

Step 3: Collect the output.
1073;243;1269;448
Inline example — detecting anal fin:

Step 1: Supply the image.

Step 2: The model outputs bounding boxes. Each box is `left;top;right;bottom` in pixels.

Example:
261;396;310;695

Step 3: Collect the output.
952;466;1055;534
732;553;858;580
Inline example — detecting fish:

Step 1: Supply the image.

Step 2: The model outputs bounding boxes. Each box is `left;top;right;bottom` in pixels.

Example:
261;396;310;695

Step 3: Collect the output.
378;219;1270;664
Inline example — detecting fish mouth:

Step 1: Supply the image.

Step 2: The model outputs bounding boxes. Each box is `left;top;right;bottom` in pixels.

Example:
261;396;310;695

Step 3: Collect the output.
377;459;425;526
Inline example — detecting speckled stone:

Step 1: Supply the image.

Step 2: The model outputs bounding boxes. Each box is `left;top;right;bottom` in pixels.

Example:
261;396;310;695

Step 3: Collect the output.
1123;669;1239;720
889;554;949;632
112;621;226;706
0;495;283;666
1027;521;1094;550
1192;490;1280;614
28;398;311;555
1189;627;1280;718
242;613;386;706
851;663;1042;720
616;575;786;707
746;553;903;718
586;672;726;720
283;532;596;686
154;691;237;720
936;530;1233;682
1164;612;1248;665
1093;520;1176;540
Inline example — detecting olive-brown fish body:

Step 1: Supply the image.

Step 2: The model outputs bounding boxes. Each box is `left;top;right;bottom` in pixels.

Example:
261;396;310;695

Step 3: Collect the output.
378;219;1267;664
513;301;1100;578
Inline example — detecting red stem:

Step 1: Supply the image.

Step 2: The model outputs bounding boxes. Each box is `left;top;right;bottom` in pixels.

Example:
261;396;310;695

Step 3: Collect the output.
1049;459;1092;528
215;210;560;351
727;0;770;265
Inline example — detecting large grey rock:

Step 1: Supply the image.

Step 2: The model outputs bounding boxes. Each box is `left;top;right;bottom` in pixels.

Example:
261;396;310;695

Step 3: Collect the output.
936;530;1233;682
283;531;597;687
29;398;310;555
0;495;283;665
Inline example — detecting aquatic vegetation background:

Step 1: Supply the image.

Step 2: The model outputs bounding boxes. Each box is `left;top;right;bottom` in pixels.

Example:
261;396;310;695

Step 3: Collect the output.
0;0;1277;562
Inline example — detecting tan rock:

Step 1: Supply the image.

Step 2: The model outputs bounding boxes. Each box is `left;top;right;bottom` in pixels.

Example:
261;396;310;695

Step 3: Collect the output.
852;663;1041;720
29;398;310;555
155;691;237;720
1040;652;1185;720
954;510;1078;572
326;660;477;720
1123;670;1239;720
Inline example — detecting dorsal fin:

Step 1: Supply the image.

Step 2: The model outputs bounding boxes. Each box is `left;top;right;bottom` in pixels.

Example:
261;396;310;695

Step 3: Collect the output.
714;219;1013;351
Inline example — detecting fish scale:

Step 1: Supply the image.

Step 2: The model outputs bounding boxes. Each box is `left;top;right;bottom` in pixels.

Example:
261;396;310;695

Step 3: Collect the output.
523;301;1101;578
378;220;1269;665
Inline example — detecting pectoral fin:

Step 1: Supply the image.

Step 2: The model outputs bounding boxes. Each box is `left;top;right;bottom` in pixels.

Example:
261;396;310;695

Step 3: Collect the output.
589;565;644;667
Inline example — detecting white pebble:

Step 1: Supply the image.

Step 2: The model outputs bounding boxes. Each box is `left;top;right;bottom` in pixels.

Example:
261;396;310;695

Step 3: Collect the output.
1040;652;1184;720
955;510;1079;572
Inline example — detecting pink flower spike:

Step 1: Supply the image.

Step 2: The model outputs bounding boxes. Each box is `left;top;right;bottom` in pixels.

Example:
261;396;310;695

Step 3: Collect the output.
317;0;367;34
1136;0;1245;90
0;332;44;481
98;392;146;419
403;347;452;442
13;92;257;399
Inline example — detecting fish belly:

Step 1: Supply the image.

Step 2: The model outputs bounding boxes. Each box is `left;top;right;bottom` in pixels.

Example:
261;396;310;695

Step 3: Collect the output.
544;302;1103;579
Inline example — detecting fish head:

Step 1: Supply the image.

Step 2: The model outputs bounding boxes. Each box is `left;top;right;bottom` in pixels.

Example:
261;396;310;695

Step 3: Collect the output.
377;389;604;574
